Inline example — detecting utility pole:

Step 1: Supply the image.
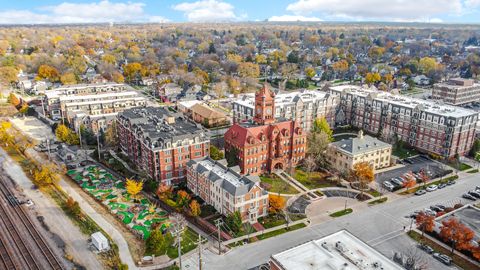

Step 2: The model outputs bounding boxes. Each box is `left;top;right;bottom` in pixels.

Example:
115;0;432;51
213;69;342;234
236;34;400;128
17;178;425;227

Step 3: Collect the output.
96;131;101;161
214;218;223;255
196;234;203;270
172;214;185;270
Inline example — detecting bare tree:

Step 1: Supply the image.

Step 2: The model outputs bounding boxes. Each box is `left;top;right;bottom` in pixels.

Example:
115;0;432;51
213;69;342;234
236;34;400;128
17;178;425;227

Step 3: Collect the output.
303;155;317;183
401;246;429;270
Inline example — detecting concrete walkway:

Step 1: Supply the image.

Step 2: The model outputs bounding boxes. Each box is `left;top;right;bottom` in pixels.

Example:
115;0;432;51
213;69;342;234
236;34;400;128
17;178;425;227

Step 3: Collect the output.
273;170;321;200
109;150;138;175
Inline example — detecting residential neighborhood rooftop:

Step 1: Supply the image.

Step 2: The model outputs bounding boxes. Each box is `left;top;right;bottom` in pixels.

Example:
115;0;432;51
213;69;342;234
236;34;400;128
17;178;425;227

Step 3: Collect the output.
330;131;391;156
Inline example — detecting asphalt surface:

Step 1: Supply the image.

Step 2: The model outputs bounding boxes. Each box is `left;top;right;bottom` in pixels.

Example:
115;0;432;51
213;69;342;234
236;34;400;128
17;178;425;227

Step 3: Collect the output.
184;173;480;270
375;156;450;185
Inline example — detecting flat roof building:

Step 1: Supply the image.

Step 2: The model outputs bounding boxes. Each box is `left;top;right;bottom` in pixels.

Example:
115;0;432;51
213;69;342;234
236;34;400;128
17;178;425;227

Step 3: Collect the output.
433;78;480;105
270;230;402;270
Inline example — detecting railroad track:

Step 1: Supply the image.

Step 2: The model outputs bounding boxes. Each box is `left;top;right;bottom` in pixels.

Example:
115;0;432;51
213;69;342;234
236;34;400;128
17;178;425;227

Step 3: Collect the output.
0;233;19;270
0;179;65;270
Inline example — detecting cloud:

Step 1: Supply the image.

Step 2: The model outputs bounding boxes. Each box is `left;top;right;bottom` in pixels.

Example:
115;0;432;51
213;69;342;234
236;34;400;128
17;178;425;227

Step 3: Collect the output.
0;1;170;24
268;15;322;22
286;0;465;21
173;0;242;22
465;0;480;7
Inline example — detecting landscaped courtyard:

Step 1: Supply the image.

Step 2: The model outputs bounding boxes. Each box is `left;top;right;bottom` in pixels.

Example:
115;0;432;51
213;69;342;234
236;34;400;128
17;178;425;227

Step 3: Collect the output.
293;169;336;189
260;174;299;194
67;165;170;240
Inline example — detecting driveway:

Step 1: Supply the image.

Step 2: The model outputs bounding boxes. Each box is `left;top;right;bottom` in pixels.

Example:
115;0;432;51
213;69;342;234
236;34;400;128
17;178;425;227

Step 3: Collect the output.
376;156;450;186
10;116;55;143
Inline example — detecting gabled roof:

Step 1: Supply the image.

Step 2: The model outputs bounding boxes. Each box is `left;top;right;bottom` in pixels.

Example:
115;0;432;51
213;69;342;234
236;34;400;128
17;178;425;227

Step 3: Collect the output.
191;103;226;119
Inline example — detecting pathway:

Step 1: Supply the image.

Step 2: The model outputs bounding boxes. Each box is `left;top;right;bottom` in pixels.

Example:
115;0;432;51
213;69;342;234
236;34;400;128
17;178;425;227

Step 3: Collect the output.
109;150;138;175
273;170;321;200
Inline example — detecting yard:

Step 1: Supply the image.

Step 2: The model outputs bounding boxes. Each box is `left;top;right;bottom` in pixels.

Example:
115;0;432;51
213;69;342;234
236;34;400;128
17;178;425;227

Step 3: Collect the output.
67;165;171;240
255;223;306;240
293;169;335;189
392;145;419;159
260;174;299;194
258;214;287;229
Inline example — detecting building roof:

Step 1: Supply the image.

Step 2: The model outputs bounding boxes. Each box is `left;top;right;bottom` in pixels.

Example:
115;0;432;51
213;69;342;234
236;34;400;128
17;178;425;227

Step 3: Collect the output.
329;85;477;118
225;120;302;147
117;107;207;148
190;103;226;120
271;230;402;270
234;89;331;109
187;157;262;196
330;131;391;156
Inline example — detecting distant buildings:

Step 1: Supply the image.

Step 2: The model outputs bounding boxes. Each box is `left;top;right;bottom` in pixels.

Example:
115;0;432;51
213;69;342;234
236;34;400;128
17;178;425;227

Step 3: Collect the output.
224;85;307;175
328;130;392;173
330;85;477;158
433;78;480;105
44;83;146;133
186;157;268;223
116;107;209;185
232;89;338;131
269;230;403;270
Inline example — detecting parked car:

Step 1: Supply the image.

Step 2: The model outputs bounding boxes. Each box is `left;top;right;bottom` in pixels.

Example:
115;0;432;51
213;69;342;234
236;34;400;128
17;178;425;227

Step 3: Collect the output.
468;190;480;199
462;193;476;200
438;183;447;189
426;185;438;192
391;178;404;187
424;208;436;216
66;164;77;170
419;244;434;254
415;189;427;196
383;181;395;191
433;253;452;265
430;206;444;212
447;180;456;185
404;159;414;164
434;204;446;211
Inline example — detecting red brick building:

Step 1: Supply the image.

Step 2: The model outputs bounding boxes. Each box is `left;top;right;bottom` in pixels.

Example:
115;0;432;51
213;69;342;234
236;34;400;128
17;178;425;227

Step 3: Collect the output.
117;107;210;185
224;85;307;175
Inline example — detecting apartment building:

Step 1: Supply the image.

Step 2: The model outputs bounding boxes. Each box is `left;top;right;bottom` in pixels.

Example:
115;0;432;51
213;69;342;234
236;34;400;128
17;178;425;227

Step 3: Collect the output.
186;157;268;223
225;85;307;175
329;85;477;158
44;83;146;132
232;89;338;131
117;107;209;185
327;130;392;173
433;78;480;105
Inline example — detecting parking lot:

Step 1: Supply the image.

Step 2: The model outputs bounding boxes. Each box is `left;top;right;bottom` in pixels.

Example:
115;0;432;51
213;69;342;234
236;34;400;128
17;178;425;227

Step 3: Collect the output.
375;156;451;188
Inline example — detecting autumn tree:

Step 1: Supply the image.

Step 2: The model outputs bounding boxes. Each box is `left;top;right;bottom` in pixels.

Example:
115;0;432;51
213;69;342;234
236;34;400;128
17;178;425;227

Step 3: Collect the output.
415;211;435;238
440;218;475;254
176;190;191;207
123;62;143;82
37;65;59;82
65;196;81;218
146;228;173;256
126;178;143;200
302;155;317;184
238;62;260;78
8;92;20;107
304;67;316;79
210;145;224;160
368;46;386;62
307;130;331;168
403;173;416;191
112;72;125;83
255;54;267;64
312;117;333;141
156;184;173;200
352;162;374;194
332;60;349;75
60;73;77;85
189;200;201;217
269;194;286;214
55;124;79;145
0;66;18;84
34;165;60;186
105;121;119;148
365;72;381;85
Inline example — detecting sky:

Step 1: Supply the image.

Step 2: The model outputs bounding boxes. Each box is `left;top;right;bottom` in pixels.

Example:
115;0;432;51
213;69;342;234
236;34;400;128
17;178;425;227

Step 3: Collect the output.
1;0;480;24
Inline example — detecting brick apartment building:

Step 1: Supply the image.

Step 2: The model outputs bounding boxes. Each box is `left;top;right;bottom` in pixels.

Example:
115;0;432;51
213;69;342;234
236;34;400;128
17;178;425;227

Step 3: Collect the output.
330;85;478;158
116;107;210;184
232;89;338;131
224;85;307;175
433;78;480;105
186;157;268;223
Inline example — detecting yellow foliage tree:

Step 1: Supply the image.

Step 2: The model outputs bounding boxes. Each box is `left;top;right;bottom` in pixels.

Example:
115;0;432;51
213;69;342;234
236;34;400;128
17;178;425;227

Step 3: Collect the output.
238;62;260;78
55;124;70;142
268;194;286;214
126;178;143;199
352;161;374;191
304;67;316;79
34;165;60;186
189;200;201;217
365;72;381;84
60;73;77;85
37;65;59;82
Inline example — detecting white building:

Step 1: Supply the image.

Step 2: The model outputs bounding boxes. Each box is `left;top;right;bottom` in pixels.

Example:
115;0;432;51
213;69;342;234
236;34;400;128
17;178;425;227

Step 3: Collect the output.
270;230;402;270
232;89;338;131
91;232;109;251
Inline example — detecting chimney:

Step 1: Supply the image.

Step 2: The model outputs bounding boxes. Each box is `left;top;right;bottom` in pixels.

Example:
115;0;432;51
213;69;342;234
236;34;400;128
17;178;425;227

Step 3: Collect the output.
358;130;364;139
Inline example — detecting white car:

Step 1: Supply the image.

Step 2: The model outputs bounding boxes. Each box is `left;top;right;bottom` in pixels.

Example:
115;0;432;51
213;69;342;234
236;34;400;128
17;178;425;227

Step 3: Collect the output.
426;185;438;192
383;181;395;191
25;199;34;207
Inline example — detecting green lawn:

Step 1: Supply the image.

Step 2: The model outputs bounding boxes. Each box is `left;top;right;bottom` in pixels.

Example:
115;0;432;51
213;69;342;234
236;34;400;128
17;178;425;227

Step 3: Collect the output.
260;175;299;194
392;146;419;159
293;169;335;189
166;227;200;259
467;169;479;174
258;214;287;229
367;189;382;197
256;223;306;241
368;197;388;205
329;208;353;217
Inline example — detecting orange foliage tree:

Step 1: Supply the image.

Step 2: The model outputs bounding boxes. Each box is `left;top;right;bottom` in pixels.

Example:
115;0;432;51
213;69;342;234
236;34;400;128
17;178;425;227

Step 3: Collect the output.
352;161;374;192
156;183;172;199
268;194;285;214
415;212;435;237
189;200;201;217
403;173;416;191
440;218;475;254
176;190;191;207
37;65;59;82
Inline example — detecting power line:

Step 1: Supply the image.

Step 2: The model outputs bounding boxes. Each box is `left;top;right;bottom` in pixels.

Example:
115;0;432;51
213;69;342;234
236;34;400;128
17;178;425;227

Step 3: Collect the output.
214;218;223;255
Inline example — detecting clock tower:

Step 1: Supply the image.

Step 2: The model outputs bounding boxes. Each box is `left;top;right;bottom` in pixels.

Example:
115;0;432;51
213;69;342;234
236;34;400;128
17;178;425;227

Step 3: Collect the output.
254;84;275;125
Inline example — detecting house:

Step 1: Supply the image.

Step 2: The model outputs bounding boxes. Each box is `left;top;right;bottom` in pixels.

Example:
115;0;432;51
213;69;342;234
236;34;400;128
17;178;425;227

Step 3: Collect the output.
412;75;430;86
156;83;183;102
190;103;229;127
186;157;268;223
327;130;392;173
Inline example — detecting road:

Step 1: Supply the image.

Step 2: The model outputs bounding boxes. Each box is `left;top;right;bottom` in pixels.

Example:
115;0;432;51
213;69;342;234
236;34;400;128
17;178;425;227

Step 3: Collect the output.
185;173;480;270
